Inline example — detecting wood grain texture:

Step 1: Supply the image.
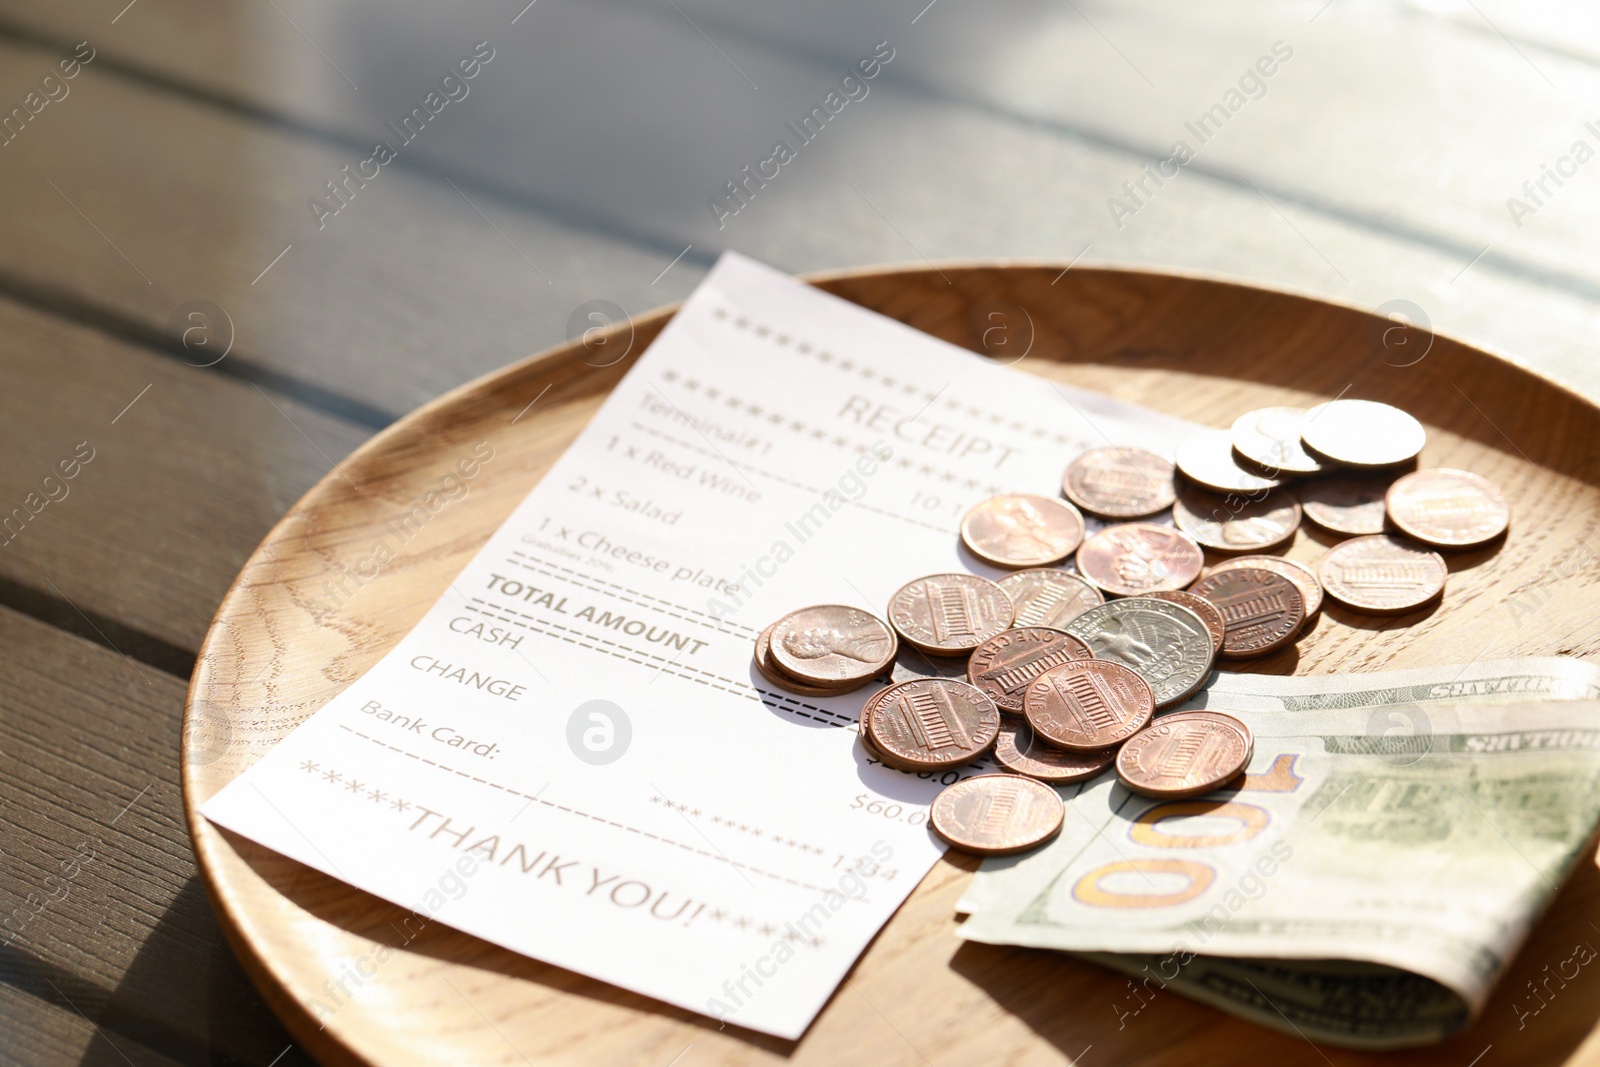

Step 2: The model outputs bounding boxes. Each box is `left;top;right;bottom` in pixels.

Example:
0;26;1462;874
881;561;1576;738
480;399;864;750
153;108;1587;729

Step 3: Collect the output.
673;0;1600;294
0;984;187;1067
0;294;366;656
5;7;1600;412
18;0;1594;292
186;265;1600;1066
0;33;693;423
0;605;309;1066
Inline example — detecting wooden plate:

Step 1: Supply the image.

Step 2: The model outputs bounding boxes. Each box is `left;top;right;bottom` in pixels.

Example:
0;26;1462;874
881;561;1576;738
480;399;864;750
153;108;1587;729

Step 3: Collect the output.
184;265;1600;1066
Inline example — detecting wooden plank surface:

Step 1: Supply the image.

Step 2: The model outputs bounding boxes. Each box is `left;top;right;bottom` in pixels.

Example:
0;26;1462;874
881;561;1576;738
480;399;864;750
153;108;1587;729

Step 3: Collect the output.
0;985;185;1067
0;31;696;423
187;265;1600;1066
2;0;1600;1063
0;294;366;659
0;5;1599;412
0;604;310;1065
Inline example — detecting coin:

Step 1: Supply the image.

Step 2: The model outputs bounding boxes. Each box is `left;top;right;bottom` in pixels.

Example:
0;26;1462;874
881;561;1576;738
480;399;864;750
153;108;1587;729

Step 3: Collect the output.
1061;446;1176;518
1317;535;1447;614
993;720;1117;784
996;568;1104;629
1204;554;1323;616
960;493;1086;568
1063;598;1216;708
887;573;1015;656
1174;430;1283;494
1116;711;1253;799
1385;468;1510;549
861;678;1001;770
1300;399;1426;468
1025;659;1154;750
768;605;897;688
1143;589;1227;652
753;625;860;697
1230;406;1325;476
1298;471;1398;536
1075;523;1204;596
1189;567;1306;658
857;721;886;760
930;774;1064;856
967;627;1094;714
1172;485;1301;552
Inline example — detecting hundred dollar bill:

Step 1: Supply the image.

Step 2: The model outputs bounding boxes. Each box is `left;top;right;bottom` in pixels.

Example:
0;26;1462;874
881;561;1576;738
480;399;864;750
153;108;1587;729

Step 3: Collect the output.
958;656;1600;920
1183;655;1600;714
957;692;1600;1049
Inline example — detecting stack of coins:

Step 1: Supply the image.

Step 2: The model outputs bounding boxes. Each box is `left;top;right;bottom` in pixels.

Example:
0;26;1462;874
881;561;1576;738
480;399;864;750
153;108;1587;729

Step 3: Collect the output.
752;397;1510;859
754;605;898;696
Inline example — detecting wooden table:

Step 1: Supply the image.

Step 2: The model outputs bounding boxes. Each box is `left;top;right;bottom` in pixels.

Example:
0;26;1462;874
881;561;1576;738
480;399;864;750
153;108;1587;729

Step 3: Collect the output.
3;2;1600;1063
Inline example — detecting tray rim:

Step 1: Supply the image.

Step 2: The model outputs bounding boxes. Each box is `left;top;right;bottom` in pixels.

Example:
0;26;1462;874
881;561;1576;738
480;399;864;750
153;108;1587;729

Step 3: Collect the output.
180;259;1600;1066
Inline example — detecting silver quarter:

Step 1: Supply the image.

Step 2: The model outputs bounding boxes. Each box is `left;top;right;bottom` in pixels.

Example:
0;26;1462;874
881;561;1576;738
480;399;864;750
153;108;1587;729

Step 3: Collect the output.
1064;597;1216;708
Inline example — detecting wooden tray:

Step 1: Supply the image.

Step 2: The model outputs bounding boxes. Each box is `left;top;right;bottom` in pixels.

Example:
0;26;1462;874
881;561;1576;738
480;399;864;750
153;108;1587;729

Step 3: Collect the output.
184;265;1600;1066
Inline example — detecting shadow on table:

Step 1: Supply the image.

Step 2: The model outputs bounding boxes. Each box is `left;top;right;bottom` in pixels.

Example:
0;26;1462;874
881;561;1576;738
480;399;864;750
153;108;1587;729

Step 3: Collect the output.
66;876;313;1067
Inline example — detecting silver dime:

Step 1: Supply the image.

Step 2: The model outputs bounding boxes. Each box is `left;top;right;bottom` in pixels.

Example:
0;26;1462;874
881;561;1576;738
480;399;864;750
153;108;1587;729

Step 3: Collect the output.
1230;406;1325;476
1175;430;1283;494
1064;597;1216;709
1300;399;1426;468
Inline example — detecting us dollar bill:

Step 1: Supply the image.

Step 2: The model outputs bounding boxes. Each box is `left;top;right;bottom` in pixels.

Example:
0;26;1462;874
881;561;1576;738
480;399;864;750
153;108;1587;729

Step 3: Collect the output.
1181;655;1600;715
957;659;1600;1050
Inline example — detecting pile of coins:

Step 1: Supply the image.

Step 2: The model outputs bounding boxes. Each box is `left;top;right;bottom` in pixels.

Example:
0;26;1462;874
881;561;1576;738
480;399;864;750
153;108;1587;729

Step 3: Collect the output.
757;398;1511;858
753;604;899;697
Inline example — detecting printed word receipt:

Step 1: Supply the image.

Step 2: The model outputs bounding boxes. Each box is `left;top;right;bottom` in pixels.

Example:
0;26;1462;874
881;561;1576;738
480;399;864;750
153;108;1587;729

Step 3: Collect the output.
203;254;1193;1037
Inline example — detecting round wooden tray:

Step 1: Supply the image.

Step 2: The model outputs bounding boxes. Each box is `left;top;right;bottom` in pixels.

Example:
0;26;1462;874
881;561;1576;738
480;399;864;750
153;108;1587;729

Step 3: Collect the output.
184;264;1600;1066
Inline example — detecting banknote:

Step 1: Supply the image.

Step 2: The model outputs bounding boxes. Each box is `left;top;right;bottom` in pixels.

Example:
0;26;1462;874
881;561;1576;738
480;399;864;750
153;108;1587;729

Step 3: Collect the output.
957;656;1600;920
958;676;1600;1049
1180;655;1600;715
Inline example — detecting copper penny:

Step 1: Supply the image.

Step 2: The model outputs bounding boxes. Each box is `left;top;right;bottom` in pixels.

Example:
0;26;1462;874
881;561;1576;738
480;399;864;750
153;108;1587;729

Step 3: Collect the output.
1230;406;1325;476
1061;446;1176;518
861;678;1001;771
1298;471;1399;536
1317;535;1447;614
993;720;1117;784
930;774;1064;856
768;605;897;688
961;493;1086;568
1144;589;1227;652
1024;659;1154;751
1189;568;1306;658
1385;468;1510;549
1116;711;1253;799
967;627;1093;714
996;569;1104;629
1300;399;1426;468
1204;554;1323;616
1172;485;1301;553
1063;598;1215;708
887;573;1014;656
752;625;858;696
1075;523;1205;597
857;719;887;760
1175;430;1284;494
